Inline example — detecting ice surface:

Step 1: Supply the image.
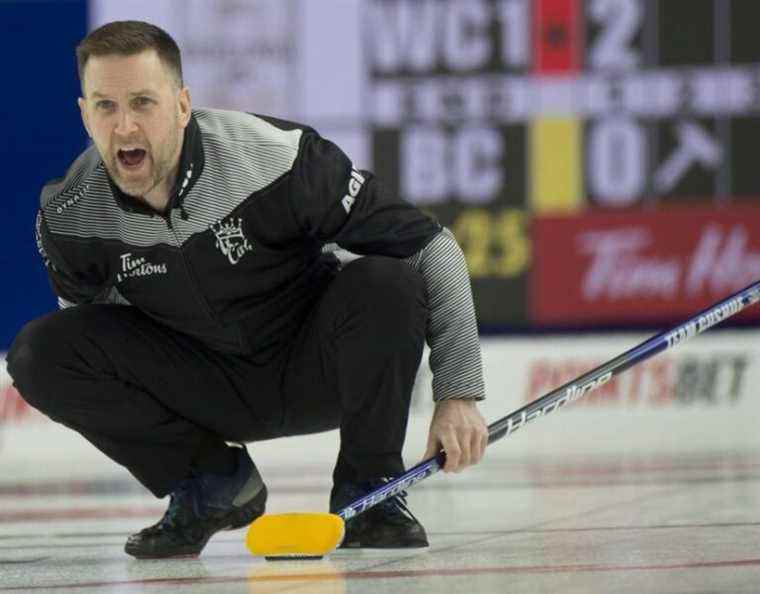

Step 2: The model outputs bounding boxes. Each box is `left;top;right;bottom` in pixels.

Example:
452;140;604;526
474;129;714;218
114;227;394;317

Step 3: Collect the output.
2;447;760;593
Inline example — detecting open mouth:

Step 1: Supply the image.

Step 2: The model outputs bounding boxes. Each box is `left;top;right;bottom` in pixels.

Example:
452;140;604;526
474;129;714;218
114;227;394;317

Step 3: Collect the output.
117;148;147;169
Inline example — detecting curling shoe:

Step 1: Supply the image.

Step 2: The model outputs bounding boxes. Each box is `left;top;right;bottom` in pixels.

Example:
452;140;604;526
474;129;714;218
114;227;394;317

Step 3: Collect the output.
125;446;266;559
330;478;429;549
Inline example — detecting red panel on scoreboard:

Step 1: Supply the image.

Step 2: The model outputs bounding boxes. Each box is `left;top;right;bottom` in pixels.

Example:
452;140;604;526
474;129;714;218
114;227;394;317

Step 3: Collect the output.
533;0;582;73
531;205;760;325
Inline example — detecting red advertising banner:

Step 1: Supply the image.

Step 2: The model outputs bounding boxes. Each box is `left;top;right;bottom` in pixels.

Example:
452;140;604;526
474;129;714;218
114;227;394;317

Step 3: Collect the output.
533;0;582;74
531;206;760;325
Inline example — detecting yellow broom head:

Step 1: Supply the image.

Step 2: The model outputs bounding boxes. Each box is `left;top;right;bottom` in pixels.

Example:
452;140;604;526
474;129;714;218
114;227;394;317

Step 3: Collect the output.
246;513;345;560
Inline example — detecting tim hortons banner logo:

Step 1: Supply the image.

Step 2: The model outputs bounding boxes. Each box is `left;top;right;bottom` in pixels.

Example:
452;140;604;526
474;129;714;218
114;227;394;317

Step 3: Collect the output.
531;207;760;324
579;224;760;301
210;217;253;265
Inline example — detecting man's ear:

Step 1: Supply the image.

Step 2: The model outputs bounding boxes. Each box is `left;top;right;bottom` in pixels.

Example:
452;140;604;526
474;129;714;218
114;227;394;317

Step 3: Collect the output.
178;86;191;128
78;97;92;138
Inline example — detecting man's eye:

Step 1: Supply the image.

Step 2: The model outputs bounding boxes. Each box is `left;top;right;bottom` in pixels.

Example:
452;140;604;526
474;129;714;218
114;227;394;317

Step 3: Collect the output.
96;100;115;110
135;97;153;107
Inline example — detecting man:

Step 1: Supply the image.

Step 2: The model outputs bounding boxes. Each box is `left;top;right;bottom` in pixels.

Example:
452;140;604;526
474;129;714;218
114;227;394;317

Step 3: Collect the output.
7;20;487;559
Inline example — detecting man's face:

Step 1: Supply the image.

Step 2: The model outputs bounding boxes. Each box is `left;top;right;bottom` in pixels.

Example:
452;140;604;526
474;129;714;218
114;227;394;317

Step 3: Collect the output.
78;50;190;199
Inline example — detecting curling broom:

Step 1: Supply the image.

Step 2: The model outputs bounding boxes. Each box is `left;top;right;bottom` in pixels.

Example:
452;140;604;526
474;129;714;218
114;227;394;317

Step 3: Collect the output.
246;279;760;559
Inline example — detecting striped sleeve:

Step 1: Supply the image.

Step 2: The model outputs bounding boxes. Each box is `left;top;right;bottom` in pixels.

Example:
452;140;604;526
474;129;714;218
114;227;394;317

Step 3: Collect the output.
36;209;105;309
405;228;486;401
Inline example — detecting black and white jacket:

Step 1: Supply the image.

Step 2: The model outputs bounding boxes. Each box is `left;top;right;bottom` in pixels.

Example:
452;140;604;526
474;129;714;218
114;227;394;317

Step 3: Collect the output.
36;108;484;401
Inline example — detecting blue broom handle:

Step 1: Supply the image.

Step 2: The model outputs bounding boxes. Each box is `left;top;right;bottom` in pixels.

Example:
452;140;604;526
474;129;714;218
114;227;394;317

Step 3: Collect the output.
339;280;760;521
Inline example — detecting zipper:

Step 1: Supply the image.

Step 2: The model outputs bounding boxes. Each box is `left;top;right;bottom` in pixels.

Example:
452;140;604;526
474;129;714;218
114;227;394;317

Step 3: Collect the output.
163;209;223;326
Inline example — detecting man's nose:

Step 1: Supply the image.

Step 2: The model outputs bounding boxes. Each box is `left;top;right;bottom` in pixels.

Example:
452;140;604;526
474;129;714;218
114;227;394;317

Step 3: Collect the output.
114;110;139;137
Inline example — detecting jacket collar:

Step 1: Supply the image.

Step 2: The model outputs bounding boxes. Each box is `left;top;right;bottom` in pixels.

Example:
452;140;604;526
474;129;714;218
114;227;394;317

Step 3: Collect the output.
106;112;205;216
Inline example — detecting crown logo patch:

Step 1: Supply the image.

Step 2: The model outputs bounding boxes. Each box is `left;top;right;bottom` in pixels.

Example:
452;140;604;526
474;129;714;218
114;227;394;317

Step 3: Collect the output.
210;216;253;265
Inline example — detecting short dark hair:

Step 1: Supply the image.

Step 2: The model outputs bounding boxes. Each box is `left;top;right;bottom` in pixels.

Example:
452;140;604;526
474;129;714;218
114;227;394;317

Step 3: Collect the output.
76;20;183;93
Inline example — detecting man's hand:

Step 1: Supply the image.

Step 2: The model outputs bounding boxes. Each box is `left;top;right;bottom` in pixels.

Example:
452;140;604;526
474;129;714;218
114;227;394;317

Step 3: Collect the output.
423;399;488;473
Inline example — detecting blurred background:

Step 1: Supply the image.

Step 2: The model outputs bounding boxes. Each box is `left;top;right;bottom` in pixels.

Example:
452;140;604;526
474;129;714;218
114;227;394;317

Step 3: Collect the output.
0;0;759;475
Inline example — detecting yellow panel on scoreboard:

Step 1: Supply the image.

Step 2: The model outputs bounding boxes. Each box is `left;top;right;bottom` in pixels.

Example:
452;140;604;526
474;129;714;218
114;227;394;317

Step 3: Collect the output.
530;118;583;214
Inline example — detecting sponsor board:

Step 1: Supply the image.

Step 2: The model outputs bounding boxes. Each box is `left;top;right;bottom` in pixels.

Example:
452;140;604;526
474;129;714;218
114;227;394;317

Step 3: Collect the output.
526;353;749;409
410;331;759;415
531;206;760;326
410;330;760;456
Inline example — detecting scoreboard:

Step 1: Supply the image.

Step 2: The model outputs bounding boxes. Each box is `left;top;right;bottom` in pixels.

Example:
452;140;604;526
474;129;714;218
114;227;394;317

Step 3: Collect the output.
366;0;760;327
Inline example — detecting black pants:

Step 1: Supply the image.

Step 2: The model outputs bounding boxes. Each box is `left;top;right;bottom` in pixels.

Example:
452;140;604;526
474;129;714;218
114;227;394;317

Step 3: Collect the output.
7;257;427;497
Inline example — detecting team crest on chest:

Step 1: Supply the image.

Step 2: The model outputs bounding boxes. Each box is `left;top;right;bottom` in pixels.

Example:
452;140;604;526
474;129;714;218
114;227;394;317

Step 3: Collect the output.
210;216;253;265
